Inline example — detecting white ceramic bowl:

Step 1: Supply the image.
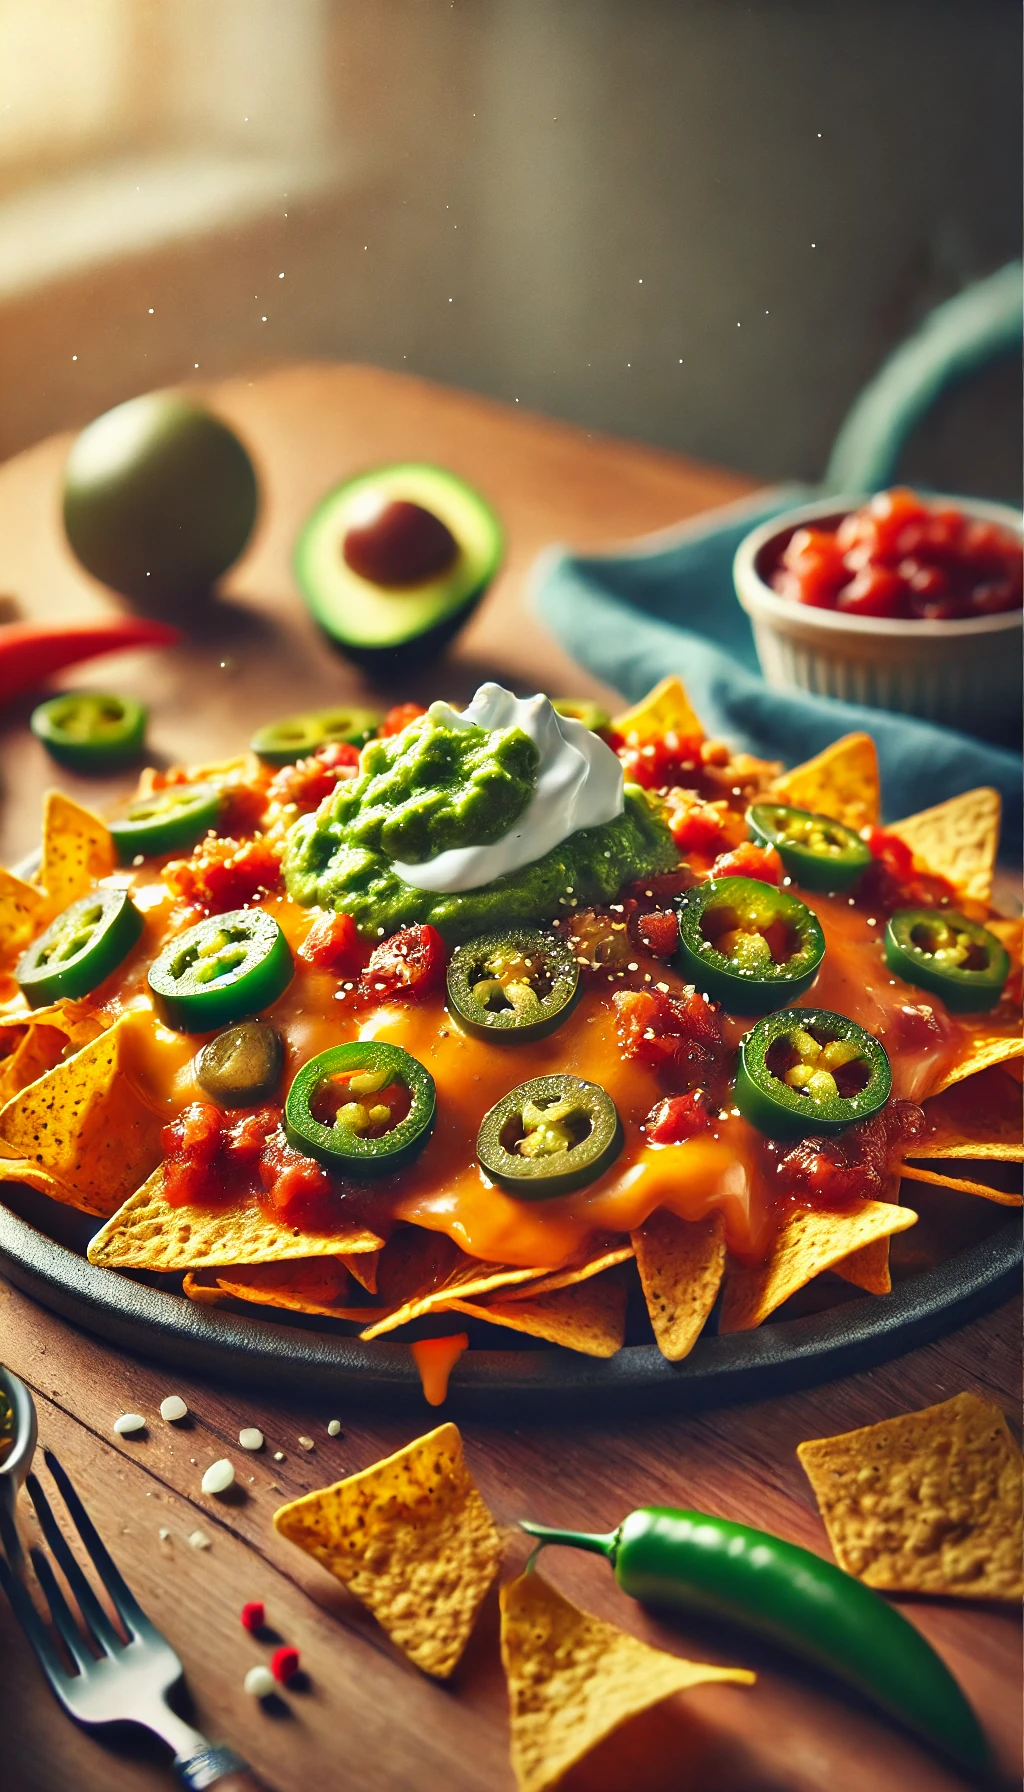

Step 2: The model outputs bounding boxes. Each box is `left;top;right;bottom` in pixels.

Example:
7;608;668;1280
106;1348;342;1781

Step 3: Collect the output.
733;492;1022;741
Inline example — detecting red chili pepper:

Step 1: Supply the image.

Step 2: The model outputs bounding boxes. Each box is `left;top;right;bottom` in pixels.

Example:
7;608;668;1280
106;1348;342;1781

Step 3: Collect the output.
240;1600;265;1634
0;618;180;708
271;1645;300;1684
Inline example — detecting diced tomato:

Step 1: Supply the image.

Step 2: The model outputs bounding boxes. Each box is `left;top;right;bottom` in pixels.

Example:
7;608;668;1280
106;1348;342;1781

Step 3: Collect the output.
218;777;272;836
613;986;722;1085
768;1099;925;1210
647;1089;713;1143
223;1105;282;1165
631;908;679;958
668;797;726;855
161;1103;224;1205
836;566;905;618
267;742;361;812
164;834;282;913
618;730;704;792
363;924;447;1003
298;911;367;976
710;841;783;885
258;1135;333;1211
379;702;427;737
773;527;846;609
863;826;914;877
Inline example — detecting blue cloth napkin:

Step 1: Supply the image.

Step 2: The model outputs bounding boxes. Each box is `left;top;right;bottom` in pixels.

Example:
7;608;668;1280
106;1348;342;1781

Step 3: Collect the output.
532;486;1022;858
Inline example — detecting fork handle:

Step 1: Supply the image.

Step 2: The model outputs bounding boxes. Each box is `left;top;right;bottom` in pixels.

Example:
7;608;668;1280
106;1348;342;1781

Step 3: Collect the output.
175;1743;273;1790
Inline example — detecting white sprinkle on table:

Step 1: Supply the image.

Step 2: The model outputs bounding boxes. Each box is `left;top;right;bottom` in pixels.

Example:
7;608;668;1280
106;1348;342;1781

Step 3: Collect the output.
297;1436;314;1451
113;1413;146;1436
160;1395;188;1422
327;1420;342;1437
188;1530;211;1550
244;1665;276;1699
273;1451;286;1462
239;1428;264;1451
201;1459;235;1495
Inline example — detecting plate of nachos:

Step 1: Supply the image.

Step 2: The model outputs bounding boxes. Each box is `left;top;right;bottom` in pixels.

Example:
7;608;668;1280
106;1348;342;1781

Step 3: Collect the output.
0;676;1019;1410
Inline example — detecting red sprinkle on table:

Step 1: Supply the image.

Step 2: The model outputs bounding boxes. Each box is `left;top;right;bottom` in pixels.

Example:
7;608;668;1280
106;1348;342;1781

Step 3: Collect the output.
240;1600;265;1634
271;1645;301;1684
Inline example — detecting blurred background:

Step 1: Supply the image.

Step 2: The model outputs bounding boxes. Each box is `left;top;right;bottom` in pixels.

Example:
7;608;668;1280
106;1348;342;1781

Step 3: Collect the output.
1;0;1020;496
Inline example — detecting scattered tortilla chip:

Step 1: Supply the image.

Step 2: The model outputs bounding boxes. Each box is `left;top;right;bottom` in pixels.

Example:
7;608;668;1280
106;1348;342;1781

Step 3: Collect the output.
450;1270;628;1358
797;1392;1023;1600
930;1031;1024;1096
612;675;703;743
718;1199;917;1332
500;1569;754;1792
913;1067;1023;1162
770;732;879;832
87;1165;386;1270
358;1228;556;1340
500;1238;633;1302
273;1422;501;1678
0;1017;161;1217
0;867;49;970
889;788;1000;905
630;1210;725;1360
900;1163;1022;1206
39;790;115;910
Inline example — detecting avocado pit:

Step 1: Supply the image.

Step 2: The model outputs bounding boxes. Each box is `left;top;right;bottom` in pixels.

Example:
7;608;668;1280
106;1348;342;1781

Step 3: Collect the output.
342;496;458;587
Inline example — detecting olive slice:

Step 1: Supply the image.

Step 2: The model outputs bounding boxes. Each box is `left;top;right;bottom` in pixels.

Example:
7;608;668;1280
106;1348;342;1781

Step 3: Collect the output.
477;1074;622;1199
194;1021;285;1107
446;928;579;1043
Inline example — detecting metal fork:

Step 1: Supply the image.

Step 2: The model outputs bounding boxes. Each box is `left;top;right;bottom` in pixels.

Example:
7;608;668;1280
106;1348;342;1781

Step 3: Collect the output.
0;1447;268;1790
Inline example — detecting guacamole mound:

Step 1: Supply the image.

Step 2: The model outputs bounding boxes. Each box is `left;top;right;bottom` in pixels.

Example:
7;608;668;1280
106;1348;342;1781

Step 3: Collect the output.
282;703;676;942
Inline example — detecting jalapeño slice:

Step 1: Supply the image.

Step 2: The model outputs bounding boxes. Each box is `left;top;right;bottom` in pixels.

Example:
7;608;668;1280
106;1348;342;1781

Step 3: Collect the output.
30;692;147;773
736;1007;891;1138
677;876;825;1013
250;706;381;766
148;908;293;1032
285;1041;435;1176
110;782;221;863
885;909;1010;1013
746;801;872;894
446;928;579;1043
16;888;143;1006
477;1074;622;1199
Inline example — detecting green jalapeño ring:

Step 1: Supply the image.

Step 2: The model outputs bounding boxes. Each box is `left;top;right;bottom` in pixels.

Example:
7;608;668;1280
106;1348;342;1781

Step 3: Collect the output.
735;1007;892;1138
148;908;293;1033
477;1073;622;1200
250;705;381;766
676;876;825;1013
30;692;147;773
746;801;873;894
285;1041;435;1176
446;928;579;1043
16;888;143;1006
884;909;1011;1014
110;782;222;863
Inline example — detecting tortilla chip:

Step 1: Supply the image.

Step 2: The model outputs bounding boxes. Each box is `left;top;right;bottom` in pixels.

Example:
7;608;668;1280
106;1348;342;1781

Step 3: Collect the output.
889;788;1000;905
630;1210;725;1360
612;675;703;743
357;1229;556;1340
900;1163;1022;1206
0;867;49;970
450;1271;629;1357
0;1001;110;1105
0;1017;161;1217
501;1570;754;1792
832;1237;892;1296
87;1164;386;1270
913;1067;1023;1162
770;733;879;832
930;1032;1024;1097
797;1392;1023;1601
273;1423;501;1678
718;1199;918;1332
186;1255;363;1315
341;1248;379;1293
39;790;115;910
501;1239;633;1302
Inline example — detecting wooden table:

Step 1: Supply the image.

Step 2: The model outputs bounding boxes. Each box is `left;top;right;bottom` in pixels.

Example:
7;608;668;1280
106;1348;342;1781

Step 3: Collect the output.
0;365;1020;1792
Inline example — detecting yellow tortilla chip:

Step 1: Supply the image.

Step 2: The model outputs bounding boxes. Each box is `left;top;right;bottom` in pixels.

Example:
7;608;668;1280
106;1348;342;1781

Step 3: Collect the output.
39;790;115;910
899;1163;1022;1206
913;1067;1023;1162
0;1001;109;1105
0;1017;161;1217
797;1392;1023;1601
357;1228;556;1340
770;732;879;831
930;1031;1024;1096
889;787;1001;905
87;1165;386;1270
340;1247;379;1293
501;1239;633;1302
273;1423;501;1678
501;1569;754;1792
718;1199;917;1332
0;867;49;970
832;1237;892;1296
449;1270;628;1358
630;1209;725;1360
185;1256;364;1316
612;675;703;743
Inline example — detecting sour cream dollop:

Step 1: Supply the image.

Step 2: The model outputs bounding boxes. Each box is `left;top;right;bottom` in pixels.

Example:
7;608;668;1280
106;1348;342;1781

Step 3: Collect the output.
392;684;624;893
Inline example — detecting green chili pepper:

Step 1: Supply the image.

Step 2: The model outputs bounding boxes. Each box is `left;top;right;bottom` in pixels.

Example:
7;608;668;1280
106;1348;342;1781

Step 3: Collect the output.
30;692;147;773
551;698;611;734
16;888;143;1006
250;706;381;766
735;1006;891;1137
110;783;221;863
885;908;1010;1013
519;1511;989;1772
746;801;872;893
446;928;579;1043
676;875;825;1012
148;908;293;1033
285;1041;435;1175
477;1073;621;1198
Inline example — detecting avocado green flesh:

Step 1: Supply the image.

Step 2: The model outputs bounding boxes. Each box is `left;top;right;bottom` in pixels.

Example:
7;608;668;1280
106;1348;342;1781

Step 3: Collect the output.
346;709;536;863
294;464;502;652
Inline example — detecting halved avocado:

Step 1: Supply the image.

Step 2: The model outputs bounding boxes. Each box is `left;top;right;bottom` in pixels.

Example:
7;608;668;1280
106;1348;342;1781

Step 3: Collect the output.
294;463;503;669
